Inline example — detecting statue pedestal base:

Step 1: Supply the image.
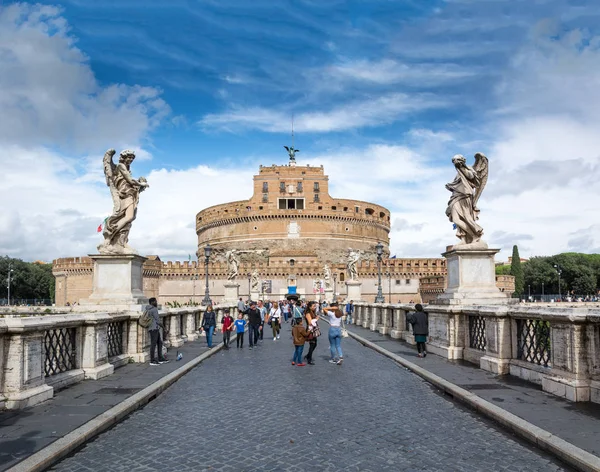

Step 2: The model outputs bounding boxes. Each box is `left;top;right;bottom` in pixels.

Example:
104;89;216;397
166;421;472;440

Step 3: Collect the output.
345;281;363;303
79;254;148;309
436;246;510;305
250;291;260;302
223;283;240;304
324;288;334;303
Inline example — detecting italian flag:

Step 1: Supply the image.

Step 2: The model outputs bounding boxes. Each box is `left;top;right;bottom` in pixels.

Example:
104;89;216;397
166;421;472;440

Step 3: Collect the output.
97;217;108;233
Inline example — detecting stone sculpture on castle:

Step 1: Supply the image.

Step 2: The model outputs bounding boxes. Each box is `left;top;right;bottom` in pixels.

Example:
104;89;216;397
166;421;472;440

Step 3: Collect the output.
225;249;240;280
98;149;149;255
445;153;489;247
323;264;333;290
250;269;260;291
346;249;362;281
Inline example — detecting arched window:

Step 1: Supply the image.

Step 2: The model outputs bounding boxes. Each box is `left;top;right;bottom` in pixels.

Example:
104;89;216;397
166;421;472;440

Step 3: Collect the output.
339;272;345;282
365;208;374;216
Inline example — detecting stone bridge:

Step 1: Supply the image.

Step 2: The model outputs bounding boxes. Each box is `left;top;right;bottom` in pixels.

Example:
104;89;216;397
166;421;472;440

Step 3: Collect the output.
0;304;599;471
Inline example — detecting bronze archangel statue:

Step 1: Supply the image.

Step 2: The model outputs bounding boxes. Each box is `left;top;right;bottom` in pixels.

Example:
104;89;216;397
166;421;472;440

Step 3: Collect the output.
445;153;488;246
98;149;149;255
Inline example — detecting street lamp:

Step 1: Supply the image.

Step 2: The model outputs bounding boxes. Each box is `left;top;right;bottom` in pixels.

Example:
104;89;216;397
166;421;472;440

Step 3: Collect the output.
528;284;531;301
374;242;385;303
191;274;199;304
247;273;251;301
542;282;544;299
6;263;14;306
201;244;212;306
554;264;562;301
385;271;392;302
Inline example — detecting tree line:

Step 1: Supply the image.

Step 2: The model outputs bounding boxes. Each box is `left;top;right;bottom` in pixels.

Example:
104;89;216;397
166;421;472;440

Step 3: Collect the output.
497;247;600;298
0;256;55;302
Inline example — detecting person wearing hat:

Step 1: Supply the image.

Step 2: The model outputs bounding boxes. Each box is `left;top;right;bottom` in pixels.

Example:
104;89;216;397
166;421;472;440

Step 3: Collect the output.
244;301;262;349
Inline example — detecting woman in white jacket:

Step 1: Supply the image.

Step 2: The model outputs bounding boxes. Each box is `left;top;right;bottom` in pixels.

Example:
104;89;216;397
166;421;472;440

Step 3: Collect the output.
269;304;282;340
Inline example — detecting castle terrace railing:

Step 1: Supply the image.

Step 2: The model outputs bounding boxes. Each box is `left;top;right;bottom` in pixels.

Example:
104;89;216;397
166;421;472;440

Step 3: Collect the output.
352;302;600;404
0;302;236;410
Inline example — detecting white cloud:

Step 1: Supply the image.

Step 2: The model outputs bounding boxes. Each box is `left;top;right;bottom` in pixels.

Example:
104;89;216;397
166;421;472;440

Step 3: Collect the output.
200;93;448;133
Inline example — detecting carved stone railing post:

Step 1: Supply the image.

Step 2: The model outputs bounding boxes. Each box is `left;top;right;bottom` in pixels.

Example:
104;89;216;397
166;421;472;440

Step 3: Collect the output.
475;307;511;375
166;311;185;348
379;305;391;335
81;313;114;380
370;305;380;331
185;309;200;341
362;305;371;329
127;312;149;362
390;306;406;339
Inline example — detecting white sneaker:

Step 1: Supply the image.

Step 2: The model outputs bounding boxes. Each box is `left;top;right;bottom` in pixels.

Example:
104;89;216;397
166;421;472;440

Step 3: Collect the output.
277;335;280;339
329;359;338;364
273;337;277;341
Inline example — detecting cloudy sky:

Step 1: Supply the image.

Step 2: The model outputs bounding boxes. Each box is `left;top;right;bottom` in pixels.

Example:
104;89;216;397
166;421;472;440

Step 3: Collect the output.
1;0;599;262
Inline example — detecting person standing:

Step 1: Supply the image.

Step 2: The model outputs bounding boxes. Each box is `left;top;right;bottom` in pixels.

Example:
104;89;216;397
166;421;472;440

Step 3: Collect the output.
292;300;303;326
269;303;282;340
222;309;234;349
323;302;344;365
304;301;321;365
291;320;309;366
234;313;247;348
282;301;290;323
345;300;354;325
146;297;169;366
202;305;217;349
237;297;245;315
258;300;267;341
407;304;429;357
245;301;262;349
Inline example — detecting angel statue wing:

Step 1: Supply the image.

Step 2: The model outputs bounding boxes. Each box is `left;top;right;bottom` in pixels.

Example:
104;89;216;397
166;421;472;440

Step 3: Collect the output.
472;152;489;207
102;149;120;212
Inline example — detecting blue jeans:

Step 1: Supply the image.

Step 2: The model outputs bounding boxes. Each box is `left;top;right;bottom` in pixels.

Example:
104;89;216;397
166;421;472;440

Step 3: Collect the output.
347;313;353;325
329;327;343;359
249;324;261;346
293;345;304;364
205;326;215;347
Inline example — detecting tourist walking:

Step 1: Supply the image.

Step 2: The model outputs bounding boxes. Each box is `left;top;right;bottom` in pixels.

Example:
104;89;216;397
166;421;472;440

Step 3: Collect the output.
222;309;234;349
202;305;217;349
237;297;245;315
269;303;282;340
292;300;303;326
234;313;246;348
345;300;354;325
304;301;321;365
407;303;429;357
146;297;169;366
282;301;290;323
323;302;344;365
258;300;267;341
245;301;262;349
291;319;309;366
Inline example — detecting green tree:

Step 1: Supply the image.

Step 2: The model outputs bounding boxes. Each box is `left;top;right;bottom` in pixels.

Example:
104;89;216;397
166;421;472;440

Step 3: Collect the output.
511;245;524;298
495;264;512;275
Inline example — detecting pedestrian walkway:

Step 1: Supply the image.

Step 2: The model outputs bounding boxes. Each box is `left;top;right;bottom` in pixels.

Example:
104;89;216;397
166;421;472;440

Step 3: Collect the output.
345;323;600;458
0;333;222;471
51;323;568;471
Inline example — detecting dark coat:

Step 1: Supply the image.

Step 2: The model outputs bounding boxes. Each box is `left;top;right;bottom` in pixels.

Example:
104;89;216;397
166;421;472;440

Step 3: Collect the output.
407;310;429;336
245;307;262;326
203;311;216;328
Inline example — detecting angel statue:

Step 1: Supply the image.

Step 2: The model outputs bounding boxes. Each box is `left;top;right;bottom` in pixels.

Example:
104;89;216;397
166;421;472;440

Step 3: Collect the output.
98;149;149;255
346;249;362;281
250;269;260;291
225;249;240;280
323;264;333;290
445;153;489;246
284;145;299;163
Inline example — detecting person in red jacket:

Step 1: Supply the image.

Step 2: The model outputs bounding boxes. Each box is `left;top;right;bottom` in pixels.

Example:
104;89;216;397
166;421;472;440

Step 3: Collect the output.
221;309;234;350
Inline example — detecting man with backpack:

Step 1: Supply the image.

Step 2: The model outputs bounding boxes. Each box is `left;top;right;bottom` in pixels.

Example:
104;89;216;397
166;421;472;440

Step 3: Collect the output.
144;297;169;366
244;301;262;349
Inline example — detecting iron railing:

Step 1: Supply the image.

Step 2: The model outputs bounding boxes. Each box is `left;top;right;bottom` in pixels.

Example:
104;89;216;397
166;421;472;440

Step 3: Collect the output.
469;316;486;351
107;321;125;358
44;327;77;376
517;319;551;367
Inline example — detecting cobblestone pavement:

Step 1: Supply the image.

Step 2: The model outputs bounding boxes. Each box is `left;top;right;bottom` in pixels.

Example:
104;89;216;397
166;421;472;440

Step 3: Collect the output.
52;323;570;472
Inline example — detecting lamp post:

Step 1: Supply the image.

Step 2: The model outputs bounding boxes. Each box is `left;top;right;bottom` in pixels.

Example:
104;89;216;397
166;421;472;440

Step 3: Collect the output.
6;263;14;306
542;282;544;300
374;242;385;303
386;271;392;302
554;264;562;301
333;272;337;302
247;273;251;301
191;274;198;305
528;284;531;302
201;244;212;306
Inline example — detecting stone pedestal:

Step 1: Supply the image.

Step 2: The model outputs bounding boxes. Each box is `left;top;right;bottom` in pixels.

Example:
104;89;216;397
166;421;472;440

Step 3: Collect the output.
250;291;260;302
436;246;509;305
324;288;334;303
80;254;148;309
223;283;240;304
345;281;363;303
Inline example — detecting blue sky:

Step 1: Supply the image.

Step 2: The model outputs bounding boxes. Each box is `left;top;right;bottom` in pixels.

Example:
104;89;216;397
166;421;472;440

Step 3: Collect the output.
1;1;600;261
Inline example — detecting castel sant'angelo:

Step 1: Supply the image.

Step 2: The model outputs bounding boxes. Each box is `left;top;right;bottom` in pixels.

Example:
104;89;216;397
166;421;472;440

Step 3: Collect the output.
53;150;514;305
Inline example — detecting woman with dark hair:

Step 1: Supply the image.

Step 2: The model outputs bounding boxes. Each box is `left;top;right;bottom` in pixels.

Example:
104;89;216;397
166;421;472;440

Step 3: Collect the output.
407;303;429;357
304;301;321;365
202;305;217;349
323;302;344;365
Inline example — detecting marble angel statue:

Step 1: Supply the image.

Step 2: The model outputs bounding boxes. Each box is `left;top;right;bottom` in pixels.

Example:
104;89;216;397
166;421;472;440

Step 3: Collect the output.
346;249;362;281
323;264;333;290
445;153;488;246
225;249;240;280
250;269;260;291
98;149;149;254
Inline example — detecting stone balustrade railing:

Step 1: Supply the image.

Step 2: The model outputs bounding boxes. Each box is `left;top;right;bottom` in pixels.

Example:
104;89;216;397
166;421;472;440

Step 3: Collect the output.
352;302;600;404
0;303;236;410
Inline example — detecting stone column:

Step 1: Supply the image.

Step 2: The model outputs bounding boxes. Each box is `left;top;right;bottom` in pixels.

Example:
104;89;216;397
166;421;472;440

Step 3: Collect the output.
370;305;380;331
390;307;406;339
480;309;512;375
324;288;334;303
127;315;150;362
379;305;391;335
345;281;362;303
223;283;240;304
250;290;260;302
185;310;200;341
167;313;185;348
81;313;115;380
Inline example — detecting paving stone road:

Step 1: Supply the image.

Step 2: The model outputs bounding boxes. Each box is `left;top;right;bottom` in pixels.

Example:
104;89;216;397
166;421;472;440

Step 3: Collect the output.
52;323;570;472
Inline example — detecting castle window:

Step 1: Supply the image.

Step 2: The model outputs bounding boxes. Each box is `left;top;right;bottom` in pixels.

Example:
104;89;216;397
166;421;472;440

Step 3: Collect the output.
365;208;374;216
259;206;264;210
405;279;411;285
318;206;323;210
379;212;385;218
262;182;268;192
280;182;285;192
313;182;320;192
395;279;402;285
314;193;320;202
262;193;268;203
339;273;345;282
343;207;348;211
289;259;295;267
278;198;305;210
297;182;303;193
331;206;337;211
355;206;359;213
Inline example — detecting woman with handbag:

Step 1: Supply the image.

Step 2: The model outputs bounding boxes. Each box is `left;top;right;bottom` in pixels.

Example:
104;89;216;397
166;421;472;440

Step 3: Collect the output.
323;302;344;365
202;305;217;349
304;301;321;365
